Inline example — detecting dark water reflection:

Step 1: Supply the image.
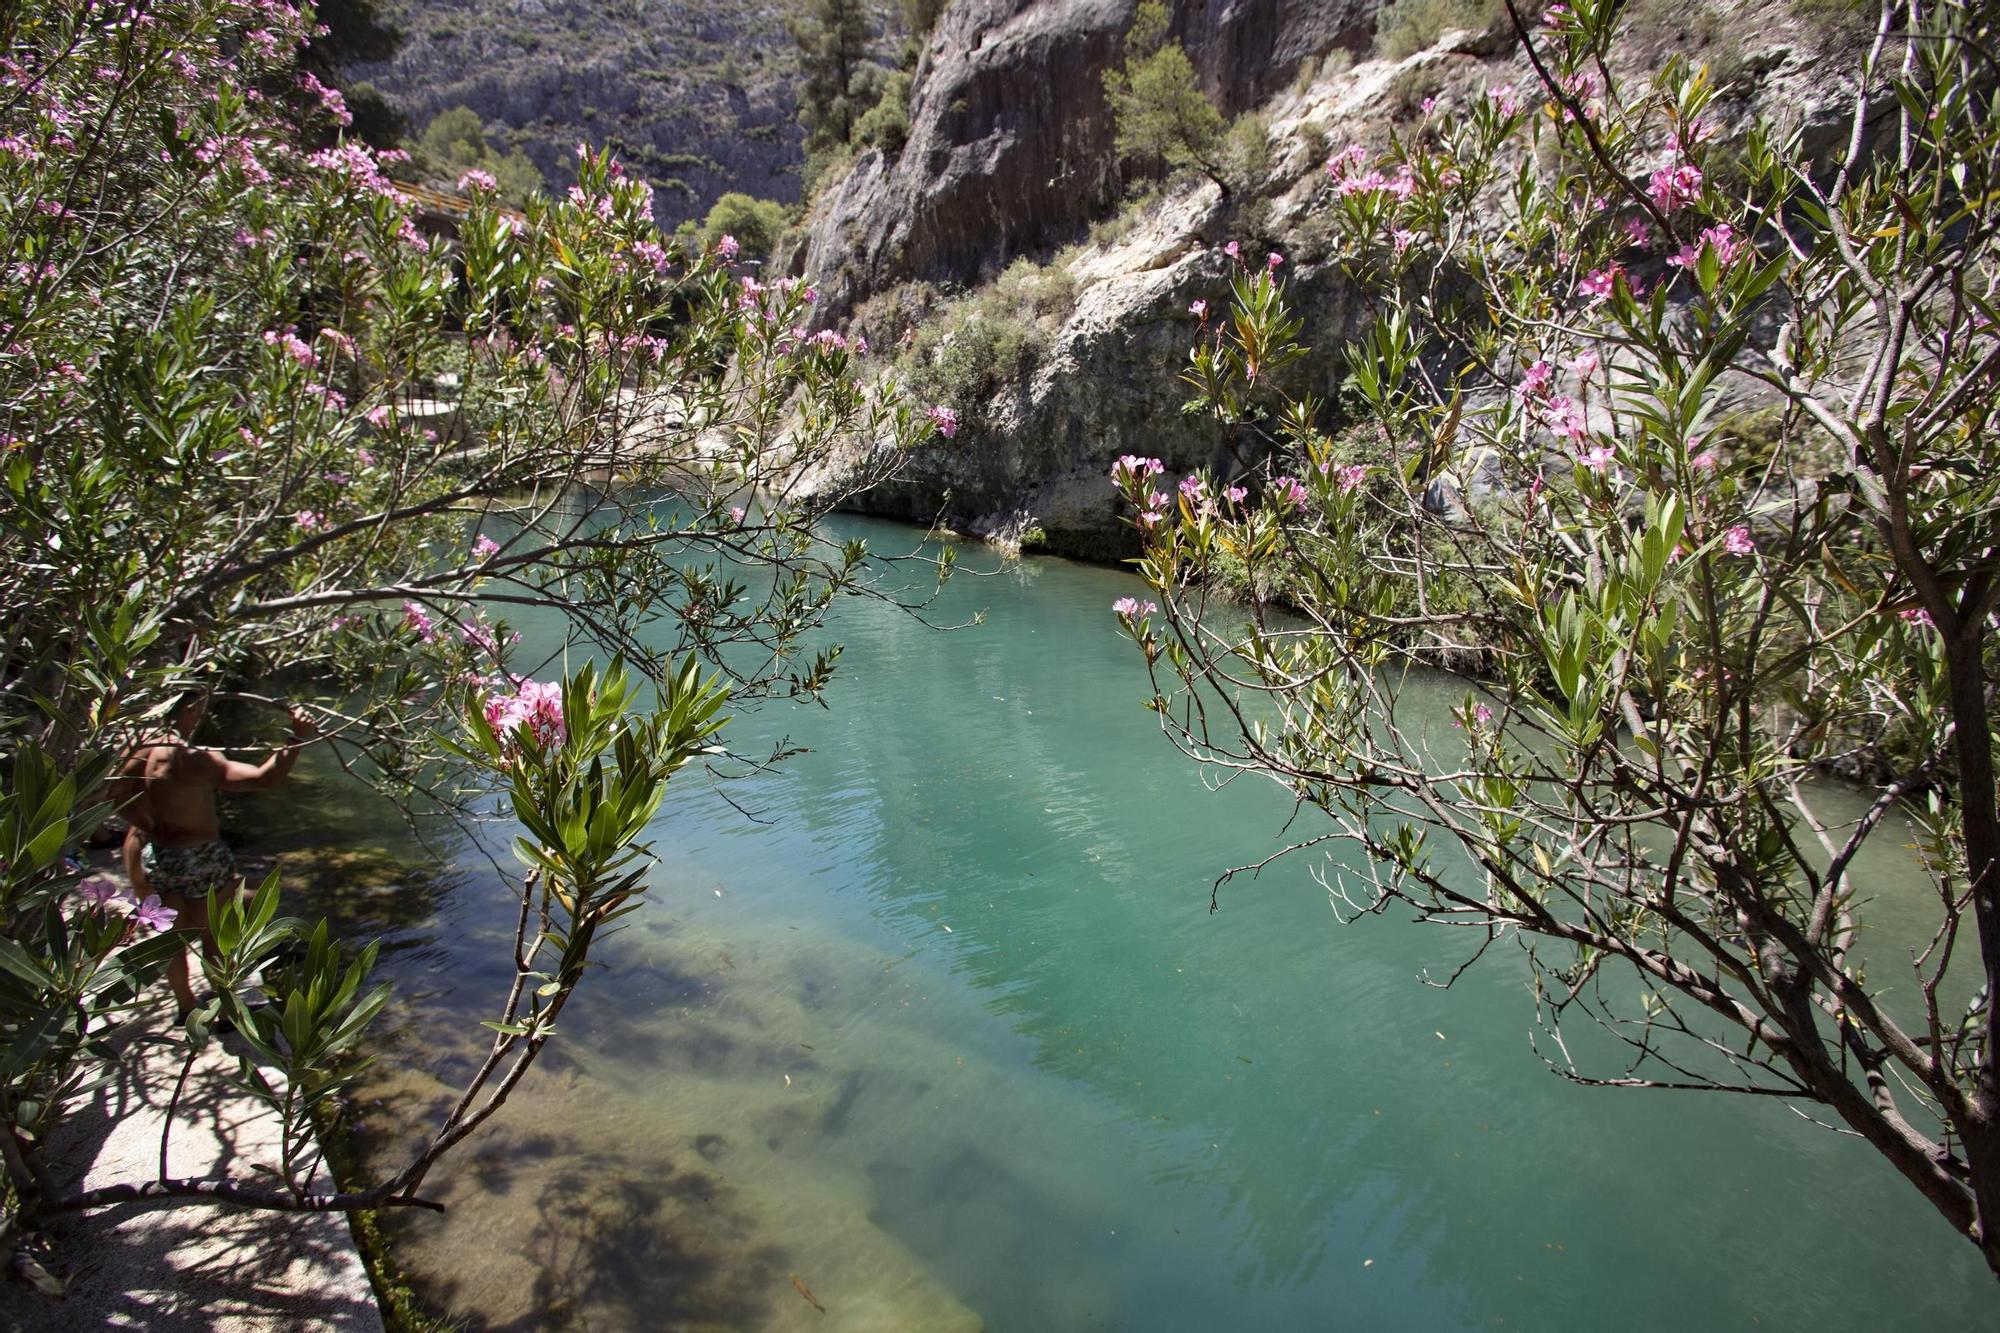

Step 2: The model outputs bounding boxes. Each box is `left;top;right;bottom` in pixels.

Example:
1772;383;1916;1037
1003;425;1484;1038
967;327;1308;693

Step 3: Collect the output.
253;516;1997;1332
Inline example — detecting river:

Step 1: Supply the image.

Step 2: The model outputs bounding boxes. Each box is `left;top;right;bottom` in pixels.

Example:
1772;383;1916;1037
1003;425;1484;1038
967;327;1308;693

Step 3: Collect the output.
252;515;1995;1331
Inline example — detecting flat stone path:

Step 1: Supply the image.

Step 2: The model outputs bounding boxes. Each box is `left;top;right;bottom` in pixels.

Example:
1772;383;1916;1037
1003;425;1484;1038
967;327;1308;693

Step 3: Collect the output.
0;1000;384;1332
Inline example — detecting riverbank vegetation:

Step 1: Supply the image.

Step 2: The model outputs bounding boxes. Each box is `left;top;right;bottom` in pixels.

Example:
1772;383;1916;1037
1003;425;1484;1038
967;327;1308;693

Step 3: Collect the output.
1117;0;2000;1277
0;0;945;1290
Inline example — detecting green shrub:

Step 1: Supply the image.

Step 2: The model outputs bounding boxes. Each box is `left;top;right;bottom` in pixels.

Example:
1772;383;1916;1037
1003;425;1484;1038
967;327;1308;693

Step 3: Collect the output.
699;192;794;260
853;70;913;156
1373;0;1501;59
411;106;542;203
898;259;1080;421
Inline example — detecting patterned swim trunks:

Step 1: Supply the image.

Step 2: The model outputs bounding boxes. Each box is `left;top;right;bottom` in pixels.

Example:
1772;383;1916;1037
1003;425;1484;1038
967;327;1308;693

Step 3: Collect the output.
139;840;238;900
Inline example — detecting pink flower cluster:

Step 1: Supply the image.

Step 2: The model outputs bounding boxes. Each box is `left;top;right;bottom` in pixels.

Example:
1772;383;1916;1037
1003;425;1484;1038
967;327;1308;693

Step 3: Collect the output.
1516;359;1589;443
299;71;351;127
1579;264;1624;305
927;405;960;438
484;677;566;749
74;874;177;932
1319;461;1367;492
1270;476;1309;510
1647;163;1702;214
1722;526;1756;556
1111;455;1165;489
1326;144;1418;200
403;601;439;643
457;168;498;194
307;143;401;200
1667;223;1747;272
1112;597;1158;618
263;327;315;367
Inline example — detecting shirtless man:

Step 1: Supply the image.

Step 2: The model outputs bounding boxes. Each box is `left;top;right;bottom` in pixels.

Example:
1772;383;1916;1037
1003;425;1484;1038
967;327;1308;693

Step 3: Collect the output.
114;691;317;1019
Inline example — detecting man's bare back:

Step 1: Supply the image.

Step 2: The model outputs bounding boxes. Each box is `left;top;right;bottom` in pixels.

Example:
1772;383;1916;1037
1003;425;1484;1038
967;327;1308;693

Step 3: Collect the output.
114;697;317;844
114;693;317;1017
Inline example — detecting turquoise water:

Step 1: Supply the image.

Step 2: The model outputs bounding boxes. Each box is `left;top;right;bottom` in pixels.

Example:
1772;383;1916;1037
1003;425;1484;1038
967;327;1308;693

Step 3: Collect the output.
277;515;1996;1330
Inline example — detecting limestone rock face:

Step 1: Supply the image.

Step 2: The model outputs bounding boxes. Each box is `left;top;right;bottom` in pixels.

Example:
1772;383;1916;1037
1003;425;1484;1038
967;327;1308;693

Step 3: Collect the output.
343;1;802;228
842;185;1372;560
801;0;1870;560
793;0;1380;317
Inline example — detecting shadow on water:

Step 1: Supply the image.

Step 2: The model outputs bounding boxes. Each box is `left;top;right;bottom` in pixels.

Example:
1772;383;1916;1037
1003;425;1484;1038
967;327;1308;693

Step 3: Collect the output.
226;518;1999;1333
427;1140;789;1333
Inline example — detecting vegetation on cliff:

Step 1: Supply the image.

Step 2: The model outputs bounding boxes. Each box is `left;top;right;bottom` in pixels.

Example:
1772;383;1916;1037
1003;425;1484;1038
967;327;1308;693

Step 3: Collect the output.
0;0;945;1281
1116;0;2000;1278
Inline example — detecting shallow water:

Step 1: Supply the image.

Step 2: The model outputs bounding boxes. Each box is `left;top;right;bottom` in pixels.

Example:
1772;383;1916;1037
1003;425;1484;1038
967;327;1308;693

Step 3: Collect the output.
259;515;1996;1331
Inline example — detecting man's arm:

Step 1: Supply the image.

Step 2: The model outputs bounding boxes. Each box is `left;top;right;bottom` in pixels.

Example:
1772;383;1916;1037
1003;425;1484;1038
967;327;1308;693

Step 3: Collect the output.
192;705;318;792
123;824;150;895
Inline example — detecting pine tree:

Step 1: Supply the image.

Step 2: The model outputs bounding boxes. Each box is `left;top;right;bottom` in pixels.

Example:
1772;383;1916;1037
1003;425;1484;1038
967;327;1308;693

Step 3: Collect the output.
790;0;879;152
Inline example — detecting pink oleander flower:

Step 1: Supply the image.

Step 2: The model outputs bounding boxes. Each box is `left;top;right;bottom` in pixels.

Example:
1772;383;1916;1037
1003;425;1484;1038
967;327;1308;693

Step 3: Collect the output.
1138;510;1166;529
1543;4;1570;26
1270;476;1309;510
1566;350;1600;379
730;506;747;523
473;535;501;561
1326;143;1368;177
1579;265;1624;305
1487;84;1519;117
133;894;178;932
716;233;740;261
457;168;497;194
1898;607;1934;628
365;405;392;429
460;620;498;655
1224;485;1248;507
1621;216;1652;248
76;875;124;908
1582;444;1615;471
1690;450;1718;471
1111;455;1166;487
1146;489;1169;512
1266;251;1284;271
1668;223;1748;273
403;601;438;643
263;327;315;367
1332;464;1367;492
484;677;566;749
1517;359;1554;400
1112;597;1158;618
1179;474;1208;500
1391;228;1417;257
1546;396;1588;443
295;510;323;531
1647;163;1703;213
1189;299;1207;318
1223;241;1240;260
927;405;960;438
304;383;347;412
1420;97;1437;116
1723;525;1756;556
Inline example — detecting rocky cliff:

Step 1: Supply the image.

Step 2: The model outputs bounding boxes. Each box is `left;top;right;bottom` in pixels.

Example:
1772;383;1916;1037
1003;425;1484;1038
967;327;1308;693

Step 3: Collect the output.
344;0;808;227
797;0;1867;560
790;0;1379;315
